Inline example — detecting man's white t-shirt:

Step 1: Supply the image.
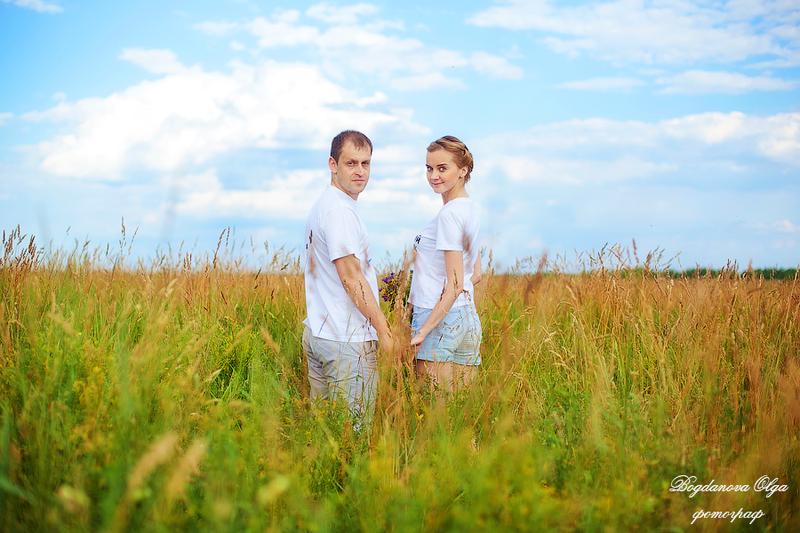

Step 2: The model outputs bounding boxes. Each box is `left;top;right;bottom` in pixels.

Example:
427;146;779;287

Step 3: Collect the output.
303;185;380;342
408;197;481;309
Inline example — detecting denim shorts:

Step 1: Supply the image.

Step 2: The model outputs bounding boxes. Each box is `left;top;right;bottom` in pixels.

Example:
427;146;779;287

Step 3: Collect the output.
412;305;482;366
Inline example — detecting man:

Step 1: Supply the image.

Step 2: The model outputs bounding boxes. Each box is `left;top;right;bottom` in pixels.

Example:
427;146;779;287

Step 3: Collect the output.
302;130;393;418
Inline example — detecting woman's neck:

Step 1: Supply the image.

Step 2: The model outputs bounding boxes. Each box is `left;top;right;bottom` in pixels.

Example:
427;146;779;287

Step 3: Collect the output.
442;183;469;204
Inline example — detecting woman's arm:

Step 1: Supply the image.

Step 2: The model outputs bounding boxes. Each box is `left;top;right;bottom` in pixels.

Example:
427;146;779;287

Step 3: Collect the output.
410;250;463;347
470;253;481;286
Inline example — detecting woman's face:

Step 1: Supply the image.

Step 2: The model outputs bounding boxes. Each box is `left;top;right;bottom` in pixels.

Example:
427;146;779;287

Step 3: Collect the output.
426;149;466;197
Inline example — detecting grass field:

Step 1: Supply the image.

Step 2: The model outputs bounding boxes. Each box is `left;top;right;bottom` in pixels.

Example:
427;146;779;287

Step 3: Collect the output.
1;226;799;532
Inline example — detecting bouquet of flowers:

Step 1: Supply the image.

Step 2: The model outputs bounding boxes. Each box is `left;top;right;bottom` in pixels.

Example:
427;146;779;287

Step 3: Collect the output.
379;270;412;307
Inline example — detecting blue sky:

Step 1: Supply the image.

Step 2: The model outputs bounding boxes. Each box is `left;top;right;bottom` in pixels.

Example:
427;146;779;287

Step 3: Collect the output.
1;0;798;271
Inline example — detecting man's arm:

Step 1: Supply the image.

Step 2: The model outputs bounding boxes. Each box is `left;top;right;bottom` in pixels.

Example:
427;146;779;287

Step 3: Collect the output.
333;254;394;349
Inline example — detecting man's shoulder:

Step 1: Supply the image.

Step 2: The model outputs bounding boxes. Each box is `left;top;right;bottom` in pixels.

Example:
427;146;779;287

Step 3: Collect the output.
314;187;358;214
308;188;348;224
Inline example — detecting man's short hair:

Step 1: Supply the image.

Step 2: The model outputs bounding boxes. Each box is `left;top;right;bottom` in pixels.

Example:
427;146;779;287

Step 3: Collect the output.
331;130;373;163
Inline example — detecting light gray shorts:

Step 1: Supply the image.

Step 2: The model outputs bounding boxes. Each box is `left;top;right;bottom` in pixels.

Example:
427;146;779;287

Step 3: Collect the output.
302;326;377;416
412;305;482;366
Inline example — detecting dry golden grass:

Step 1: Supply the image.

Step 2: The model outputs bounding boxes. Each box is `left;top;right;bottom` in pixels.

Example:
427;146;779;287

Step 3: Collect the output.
1;227;798;532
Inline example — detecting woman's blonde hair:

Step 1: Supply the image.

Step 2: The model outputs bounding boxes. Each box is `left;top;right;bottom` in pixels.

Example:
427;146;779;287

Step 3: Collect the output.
427;135;474;183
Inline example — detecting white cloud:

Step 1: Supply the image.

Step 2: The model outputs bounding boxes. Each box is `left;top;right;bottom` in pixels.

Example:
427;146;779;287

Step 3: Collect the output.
390;72;467;91
305;2;379;25
194;21;240;36
488;154;675;184
471;111;800;229
542;37;597;59
527;235;544;249
470;52;524;80
748;50;800;69
757;114;800;161
2;0;62;14
764;220;800;233
661;112;800;161
657;70;799;94
230;40;246;51
175;155;439;247
480;117;657;152
177;168;326;219
558;77;646;91
468;0;798;66
22;56;427;179
247;16;319;47
770;239;797;251
354;91;389;107
661;112;750;144
120;48;190;75
464;115;800;266
213;5;523;86
282;23;468;75
0;113;13;126
480;112;800;165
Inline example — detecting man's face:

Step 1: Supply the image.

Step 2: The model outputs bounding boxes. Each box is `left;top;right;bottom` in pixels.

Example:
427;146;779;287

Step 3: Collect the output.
329;141;371;200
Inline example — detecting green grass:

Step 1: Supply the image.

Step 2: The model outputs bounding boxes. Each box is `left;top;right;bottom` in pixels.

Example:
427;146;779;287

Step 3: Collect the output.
1;227;799;532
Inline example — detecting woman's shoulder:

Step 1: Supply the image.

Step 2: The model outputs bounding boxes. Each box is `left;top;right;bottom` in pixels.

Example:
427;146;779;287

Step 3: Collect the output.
448;196;478;207
440;197;479;220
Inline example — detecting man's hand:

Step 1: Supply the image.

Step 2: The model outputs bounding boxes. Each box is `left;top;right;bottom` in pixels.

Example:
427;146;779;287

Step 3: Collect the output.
381;330;397;360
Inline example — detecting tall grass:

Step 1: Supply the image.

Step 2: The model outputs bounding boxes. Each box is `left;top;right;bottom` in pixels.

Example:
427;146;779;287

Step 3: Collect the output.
1;226;798;532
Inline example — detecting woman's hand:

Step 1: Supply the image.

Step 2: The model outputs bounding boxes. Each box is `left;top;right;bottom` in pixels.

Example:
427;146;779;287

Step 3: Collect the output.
470;253;482;285
410;331;426;347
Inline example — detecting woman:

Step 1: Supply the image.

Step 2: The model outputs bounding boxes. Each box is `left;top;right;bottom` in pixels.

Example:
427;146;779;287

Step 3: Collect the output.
408;135;482;391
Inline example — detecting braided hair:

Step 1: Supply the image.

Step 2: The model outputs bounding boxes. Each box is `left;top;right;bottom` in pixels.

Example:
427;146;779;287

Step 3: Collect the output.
426;135;474;183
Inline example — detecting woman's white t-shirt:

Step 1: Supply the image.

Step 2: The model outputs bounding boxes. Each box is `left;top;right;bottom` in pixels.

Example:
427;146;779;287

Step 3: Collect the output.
408;197;481;309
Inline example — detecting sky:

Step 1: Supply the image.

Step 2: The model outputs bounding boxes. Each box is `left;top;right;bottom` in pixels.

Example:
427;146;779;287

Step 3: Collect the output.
1;0;798;272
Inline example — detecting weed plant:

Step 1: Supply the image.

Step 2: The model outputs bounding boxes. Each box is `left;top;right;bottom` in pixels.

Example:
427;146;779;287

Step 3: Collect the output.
1;227;799;532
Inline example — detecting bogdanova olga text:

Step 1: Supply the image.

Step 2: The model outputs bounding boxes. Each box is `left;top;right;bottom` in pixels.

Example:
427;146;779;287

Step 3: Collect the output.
670;475;788;498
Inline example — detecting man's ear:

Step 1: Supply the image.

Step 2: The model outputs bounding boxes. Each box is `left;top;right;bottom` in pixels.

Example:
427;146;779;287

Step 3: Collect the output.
328;156;338;174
